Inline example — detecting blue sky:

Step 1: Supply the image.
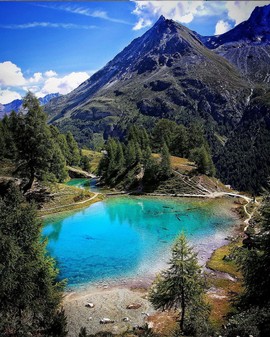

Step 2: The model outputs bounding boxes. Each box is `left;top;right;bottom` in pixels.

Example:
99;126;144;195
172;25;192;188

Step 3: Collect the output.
0;1;269;104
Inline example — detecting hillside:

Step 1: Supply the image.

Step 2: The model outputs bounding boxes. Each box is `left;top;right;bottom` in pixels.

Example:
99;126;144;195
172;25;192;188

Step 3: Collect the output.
42;5;270;194
45;16;249;135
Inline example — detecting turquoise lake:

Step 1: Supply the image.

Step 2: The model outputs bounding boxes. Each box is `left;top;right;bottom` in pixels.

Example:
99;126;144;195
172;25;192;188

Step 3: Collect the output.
43;188;238;288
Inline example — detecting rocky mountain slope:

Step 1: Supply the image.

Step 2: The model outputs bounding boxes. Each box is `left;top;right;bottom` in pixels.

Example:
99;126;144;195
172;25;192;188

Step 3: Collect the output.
45;16;250;135
201;5;270;84
44;4;270;193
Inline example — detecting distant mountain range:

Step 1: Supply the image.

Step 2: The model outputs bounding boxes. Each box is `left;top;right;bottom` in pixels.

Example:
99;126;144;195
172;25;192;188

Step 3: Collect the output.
42;4;270;192
0;93;60;119
200;5;270;84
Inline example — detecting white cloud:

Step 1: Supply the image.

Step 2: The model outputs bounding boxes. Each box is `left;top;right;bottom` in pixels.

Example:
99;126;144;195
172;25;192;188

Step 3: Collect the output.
0;61;26;86
36;72;89;97
215;20;232;35
225;1;270;25
0;89;22;104
131;0;270;32
0;22;97;30
0;60;91;103
44;70;57;78
132;1;205;29
37;4;131;25
28;72;43;83
133;18;153;31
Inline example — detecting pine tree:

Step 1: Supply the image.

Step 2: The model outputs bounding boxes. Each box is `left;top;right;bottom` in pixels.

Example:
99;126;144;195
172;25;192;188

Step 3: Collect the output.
171;125;188;158
16;92;55;191
66;131;81;166
188;122;205;150
50;143;68;182
135;141;143;163
57;134;70;161
160;142;171;179
0;183;67;336
107;138;118;177
149;234;209;333
126;141;136;166
151;119;178;152
223;197;270;337
143;145;152;167
189;145;215;176
116;140;125;171
0;121;5;160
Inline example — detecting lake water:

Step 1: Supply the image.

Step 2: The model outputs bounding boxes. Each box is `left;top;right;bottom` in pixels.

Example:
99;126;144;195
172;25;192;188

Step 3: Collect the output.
43;191;238;288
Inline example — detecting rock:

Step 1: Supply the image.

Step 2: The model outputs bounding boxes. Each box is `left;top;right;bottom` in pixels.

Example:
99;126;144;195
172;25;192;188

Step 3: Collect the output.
85;302;95;308
141;312;149;317
122;317;130;322
100;318;115;324
126;303;142;309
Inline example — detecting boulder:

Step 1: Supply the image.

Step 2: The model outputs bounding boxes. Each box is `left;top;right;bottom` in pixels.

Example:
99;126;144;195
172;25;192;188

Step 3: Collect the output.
85;302;95;308
100;318;114;324
126;303;142;309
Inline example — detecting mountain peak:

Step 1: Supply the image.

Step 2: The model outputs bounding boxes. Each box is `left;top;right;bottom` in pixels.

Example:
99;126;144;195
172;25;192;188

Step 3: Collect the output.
249;4;270;28
157;15;166;22
202;4;270;49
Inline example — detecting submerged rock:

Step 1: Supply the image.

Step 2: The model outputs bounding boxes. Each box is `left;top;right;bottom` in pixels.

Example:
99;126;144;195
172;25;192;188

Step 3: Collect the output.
100;318;115;324
126;303;142;309
85;302;95;308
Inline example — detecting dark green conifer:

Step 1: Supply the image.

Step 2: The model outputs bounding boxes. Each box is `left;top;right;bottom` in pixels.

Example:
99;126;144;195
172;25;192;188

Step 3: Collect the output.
160;142;171;179
66;131;81;166
0;184;67;337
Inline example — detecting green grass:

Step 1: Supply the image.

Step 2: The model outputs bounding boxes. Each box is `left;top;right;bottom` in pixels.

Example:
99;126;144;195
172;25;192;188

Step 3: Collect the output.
206;240;243;328
38;183;104;216
81;149;103;173
206;242;241;278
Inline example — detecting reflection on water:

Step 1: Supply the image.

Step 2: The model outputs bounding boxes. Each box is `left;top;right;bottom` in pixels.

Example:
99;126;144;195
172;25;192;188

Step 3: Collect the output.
43;196;238;287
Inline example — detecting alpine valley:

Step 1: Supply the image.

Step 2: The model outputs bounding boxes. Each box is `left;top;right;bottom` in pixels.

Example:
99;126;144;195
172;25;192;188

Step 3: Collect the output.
43;5;270;194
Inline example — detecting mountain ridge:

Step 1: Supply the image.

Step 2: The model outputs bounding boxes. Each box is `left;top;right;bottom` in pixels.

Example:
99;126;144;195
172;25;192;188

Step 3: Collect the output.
45;14;249;132
42;4;270;193
200;5;270;84
0;93;60;119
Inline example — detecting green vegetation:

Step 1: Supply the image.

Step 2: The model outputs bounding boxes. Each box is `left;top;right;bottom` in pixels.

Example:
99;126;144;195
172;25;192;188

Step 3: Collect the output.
206;242;242;278
0;183;67;337
216;95;270;194
0;92;86;194
98;121;216;191
149;234;211;336
220;197;270;336
38;183;103;216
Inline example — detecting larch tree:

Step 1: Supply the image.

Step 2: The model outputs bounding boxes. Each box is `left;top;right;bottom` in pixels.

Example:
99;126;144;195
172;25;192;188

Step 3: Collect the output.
16;92;68;192
160;142;171;179
66;131;81;166
149;234;209;333
16;92;55;192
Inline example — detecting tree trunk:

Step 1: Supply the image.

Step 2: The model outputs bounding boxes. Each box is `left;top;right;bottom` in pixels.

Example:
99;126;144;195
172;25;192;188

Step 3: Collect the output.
23;171;35;194
180;291;185;331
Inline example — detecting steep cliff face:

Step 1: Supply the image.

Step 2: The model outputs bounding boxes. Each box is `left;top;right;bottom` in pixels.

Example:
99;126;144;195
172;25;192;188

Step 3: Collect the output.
201;5;270;84
45;16;249;133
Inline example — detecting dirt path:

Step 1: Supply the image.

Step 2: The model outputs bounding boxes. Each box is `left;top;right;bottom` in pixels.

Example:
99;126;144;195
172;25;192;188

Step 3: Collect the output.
41;192;101;212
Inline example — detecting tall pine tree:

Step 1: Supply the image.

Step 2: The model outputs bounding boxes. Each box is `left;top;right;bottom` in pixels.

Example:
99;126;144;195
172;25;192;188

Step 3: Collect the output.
149;234;209;334
0;183;67;337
